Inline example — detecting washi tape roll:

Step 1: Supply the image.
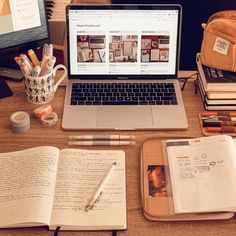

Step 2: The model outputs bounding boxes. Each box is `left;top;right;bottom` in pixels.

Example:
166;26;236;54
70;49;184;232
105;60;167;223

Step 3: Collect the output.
41;112;58;127
10;111;30;133
33;104;53;118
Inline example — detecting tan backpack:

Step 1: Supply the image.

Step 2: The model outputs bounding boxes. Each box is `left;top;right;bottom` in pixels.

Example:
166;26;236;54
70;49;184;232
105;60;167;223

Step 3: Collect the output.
200;10;236;72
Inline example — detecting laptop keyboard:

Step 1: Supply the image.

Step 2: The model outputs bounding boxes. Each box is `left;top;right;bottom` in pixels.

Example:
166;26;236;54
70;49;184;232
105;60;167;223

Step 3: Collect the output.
70;82;178;106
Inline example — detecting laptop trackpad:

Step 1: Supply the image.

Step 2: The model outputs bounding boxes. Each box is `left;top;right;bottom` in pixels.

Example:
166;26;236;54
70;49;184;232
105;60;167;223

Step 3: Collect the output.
98;106;153;129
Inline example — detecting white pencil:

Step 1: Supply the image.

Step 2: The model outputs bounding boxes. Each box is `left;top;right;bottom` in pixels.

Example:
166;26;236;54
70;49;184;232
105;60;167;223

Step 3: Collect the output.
69;135;136;140
68;141;136;146
85;162;117;211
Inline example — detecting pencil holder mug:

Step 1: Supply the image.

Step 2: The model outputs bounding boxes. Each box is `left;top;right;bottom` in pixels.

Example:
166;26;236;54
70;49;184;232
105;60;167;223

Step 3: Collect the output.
24;64;67;104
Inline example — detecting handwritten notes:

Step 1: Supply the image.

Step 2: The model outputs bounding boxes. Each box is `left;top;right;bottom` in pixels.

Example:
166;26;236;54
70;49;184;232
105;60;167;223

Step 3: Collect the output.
0;146;59;227
50;149;126;230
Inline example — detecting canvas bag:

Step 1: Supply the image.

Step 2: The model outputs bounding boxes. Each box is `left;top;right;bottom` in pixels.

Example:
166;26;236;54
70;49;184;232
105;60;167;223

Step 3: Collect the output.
200;10;236;72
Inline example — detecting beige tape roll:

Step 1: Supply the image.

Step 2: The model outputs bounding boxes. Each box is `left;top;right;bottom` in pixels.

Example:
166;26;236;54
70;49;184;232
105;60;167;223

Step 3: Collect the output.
40;112;58;127
33;105;53;118
10;111;30;133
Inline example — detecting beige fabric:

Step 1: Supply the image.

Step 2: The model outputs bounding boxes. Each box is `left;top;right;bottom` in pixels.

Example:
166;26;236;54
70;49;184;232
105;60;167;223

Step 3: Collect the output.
200;10;236;72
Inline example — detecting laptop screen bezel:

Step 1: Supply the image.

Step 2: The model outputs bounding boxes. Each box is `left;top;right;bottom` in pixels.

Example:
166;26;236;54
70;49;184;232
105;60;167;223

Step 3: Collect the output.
66;4;182;80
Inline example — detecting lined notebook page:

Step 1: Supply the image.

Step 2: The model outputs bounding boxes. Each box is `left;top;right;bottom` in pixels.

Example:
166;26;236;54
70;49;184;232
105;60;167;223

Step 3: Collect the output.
0;146;59;228
50;149;126;230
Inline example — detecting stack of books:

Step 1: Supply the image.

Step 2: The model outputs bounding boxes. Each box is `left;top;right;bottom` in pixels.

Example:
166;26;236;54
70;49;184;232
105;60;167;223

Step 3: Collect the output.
196;53;236;110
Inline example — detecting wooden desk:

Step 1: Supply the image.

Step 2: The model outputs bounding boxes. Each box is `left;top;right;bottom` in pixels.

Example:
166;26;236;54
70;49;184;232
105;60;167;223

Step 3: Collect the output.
0;73;235;236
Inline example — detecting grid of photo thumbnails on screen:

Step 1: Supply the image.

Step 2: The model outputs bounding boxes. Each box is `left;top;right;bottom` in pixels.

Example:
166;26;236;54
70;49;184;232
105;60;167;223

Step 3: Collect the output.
68;9;178;75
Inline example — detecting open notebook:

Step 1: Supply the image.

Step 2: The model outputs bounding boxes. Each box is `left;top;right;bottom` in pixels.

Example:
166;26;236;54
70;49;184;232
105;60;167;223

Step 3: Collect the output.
0;147;126;230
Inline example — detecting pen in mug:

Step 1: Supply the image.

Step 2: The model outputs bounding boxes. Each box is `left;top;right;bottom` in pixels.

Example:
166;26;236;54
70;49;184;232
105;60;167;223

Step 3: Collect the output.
46;44;53;57
42;43;48;56
85;162;117;211
20;54;33;72
14;56;22;66
20;63;31;75
40;56;56;76
48;56;56;68
40;55;49;71
43;43;53;57
28;49;40;66
69;135;136;140
31;65;41;77
68;141;136;146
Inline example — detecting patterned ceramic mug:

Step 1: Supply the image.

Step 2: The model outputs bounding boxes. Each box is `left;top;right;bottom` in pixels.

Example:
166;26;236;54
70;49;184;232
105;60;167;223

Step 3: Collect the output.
24;64;67;104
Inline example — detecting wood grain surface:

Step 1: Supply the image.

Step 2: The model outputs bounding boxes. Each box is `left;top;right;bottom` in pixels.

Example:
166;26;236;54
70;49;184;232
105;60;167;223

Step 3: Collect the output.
1;71;235;236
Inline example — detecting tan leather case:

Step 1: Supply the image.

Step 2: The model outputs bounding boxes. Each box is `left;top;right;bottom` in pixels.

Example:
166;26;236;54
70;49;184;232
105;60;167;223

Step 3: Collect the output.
140;138;234;221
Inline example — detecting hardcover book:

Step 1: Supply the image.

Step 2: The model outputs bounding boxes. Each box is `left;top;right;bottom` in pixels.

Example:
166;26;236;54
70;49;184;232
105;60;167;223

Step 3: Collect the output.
0;146;126;230
206;90;236;100
196;53;236;91
198;69;236;100
197;78;236;110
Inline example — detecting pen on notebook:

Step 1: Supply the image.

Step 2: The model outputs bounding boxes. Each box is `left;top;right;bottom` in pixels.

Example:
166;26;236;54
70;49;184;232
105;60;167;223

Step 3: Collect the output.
85;162;117;211
68;141;136;146
201;111;236;117
206;126;236;133
203;120;236;127
69;135;136;140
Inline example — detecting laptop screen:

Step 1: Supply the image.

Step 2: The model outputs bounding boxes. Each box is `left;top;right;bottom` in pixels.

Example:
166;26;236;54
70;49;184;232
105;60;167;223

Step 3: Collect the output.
67;5;181;79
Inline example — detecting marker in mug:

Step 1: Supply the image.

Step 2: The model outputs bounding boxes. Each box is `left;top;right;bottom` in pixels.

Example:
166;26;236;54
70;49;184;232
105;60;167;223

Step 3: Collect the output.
31;65;41;77
20;54;33;72
14;56;22;66
43;43;53;57
42;43;48;56
40;55;49;71
48;56;56;68
28;49;40;67
20;63;31;75
40;56;56;76
14;58;27;75
45;44;53;57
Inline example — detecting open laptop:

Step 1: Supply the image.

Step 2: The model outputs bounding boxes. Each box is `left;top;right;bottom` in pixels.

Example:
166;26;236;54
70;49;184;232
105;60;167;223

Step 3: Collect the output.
62;4;188;130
